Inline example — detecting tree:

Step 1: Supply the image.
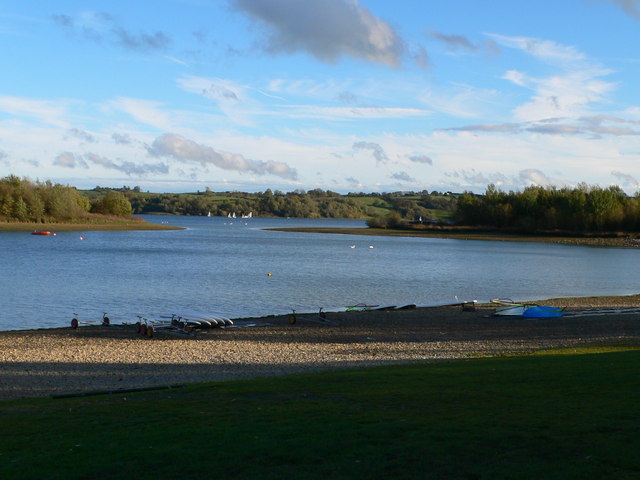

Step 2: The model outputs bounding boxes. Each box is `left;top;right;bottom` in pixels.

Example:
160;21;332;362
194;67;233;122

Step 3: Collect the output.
91;190;133;216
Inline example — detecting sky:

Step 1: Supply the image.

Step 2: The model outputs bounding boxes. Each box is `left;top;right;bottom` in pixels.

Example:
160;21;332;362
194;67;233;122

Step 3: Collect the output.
1;0;640;194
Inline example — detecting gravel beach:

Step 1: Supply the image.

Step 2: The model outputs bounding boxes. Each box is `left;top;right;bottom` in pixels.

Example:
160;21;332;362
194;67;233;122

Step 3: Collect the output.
1;295;639;400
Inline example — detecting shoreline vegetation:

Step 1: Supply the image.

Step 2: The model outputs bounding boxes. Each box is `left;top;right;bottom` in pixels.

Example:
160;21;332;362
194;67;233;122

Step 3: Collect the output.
268;226;640;247
5;175;640;241
0;214;182;231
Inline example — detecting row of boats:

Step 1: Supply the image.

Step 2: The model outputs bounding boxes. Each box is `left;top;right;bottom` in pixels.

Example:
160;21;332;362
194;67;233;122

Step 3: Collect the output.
69;299;569;336
70;309;233;336
344;299;564;317
137;309;234;336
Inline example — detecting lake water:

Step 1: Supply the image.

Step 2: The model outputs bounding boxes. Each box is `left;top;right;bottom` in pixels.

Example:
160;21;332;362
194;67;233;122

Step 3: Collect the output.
1;215;639;331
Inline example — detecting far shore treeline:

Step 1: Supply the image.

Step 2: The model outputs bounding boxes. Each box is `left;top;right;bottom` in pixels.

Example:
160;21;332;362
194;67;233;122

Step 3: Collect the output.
3;175;640;236
455;183;640;234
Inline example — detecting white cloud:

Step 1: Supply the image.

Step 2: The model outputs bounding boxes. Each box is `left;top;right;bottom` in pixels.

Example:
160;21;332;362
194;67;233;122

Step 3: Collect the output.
507;70;615;121
148;133;298;179
230;0;405;67
54;151;87;168
352;141;389;164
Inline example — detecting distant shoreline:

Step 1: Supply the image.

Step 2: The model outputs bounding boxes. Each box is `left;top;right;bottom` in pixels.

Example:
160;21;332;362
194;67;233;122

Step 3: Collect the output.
268;226;640;248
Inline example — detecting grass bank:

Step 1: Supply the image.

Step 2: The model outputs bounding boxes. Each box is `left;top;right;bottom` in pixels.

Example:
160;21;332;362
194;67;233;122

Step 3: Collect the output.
0;215;182;231
269;226;640;248
1;347;638;479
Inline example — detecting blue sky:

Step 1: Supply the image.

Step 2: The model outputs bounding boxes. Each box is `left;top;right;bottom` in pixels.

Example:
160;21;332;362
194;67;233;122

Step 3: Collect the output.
1;0;640;193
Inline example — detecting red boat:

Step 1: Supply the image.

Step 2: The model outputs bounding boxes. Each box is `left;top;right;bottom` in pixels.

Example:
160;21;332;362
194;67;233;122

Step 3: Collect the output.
31;231;51;235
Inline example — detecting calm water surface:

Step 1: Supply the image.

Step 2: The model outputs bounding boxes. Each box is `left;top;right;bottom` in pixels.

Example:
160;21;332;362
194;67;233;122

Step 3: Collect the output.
1;215;638;330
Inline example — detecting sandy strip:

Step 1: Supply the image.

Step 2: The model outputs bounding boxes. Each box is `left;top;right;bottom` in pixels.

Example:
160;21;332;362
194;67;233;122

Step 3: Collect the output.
1;297;639;400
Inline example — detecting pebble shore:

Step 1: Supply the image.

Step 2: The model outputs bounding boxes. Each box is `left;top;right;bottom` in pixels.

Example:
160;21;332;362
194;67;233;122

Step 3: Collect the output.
1;297;639;400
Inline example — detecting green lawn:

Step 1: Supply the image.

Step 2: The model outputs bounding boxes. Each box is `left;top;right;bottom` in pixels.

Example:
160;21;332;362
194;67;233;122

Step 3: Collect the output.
1;348;638;479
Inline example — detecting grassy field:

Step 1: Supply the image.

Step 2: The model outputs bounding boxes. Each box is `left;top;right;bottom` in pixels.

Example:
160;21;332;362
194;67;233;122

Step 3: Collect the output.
1;347;638;479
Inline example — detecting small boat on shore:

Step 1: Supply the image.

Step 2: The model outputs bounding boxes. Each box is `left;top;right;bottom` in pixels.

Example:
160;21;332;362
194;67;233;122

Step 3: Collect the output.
494;304;532;316
31;231;51;236
345;304;379;311
491;298;563;317
523;305;564;318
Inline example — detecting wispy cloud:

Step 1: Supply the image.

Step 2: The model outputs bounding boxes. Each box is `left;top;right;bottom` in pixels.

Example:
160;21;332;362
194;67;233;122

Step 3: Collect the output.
110;97;175;131
440;115;640;137
54;151;87;168
112;133;133;145
430;30;501;56
408;154;433;165
148;133;298;179
443;167;567;190
176;75;257;126
54;151;168;175
505;69;614;121
229;0;405;67
611;170;640;187
178;75;242;104
432;32;478;52
445;169;510;188
0;95;71;127
283;105;430;121
391;171;416;182
488;34;614;122
83;152;169;175
518;168;566;187
52;11;171;53
418;83;499;119
66;127;96;143
487;33;586;65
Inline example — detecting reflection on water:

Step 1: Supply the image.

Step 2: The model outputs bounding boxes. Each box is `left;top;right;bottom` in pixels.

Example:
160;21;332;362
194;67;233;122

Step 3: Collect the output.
0;215;638;330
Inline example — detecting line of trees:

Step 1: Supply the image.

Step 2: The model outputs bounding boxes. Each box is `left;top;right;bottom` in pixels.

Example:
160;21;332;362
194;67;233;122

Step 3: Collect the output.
0;176;132;223
124;188;370;218
108;188;457;220
455;184;640;233
8;174;640;235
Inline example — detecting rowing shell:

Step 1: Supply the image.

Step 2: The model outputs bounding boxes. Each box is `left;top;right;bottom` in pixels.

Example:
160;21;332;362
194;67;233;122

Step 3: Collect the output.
169;309;233;327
